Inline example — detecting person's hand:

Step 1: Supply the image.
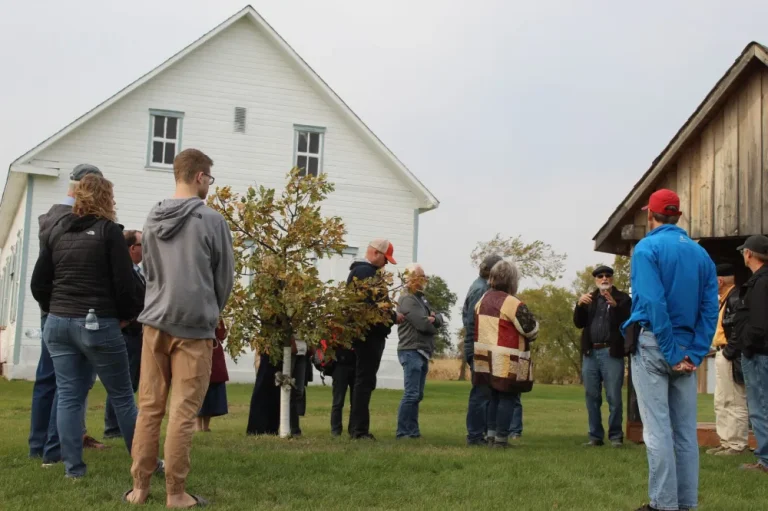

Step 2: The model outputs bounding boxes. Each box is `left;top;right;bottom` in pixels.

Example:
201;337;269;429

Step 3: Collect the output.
396;312;405;324
601;290;617;307
672;356;696;373
119;320;130;329
578;293;593;306
428;316;436;324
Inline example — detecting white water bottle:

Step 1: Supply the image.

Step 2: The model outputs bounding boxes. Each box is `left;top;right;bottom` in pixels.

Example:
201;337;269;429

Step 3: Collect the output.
85;309;99;331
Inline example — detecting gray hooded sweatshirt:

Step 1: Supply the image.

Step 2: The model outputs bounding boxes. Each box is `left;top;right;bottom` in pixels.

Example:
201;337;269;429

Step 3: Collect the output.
138;197;234;340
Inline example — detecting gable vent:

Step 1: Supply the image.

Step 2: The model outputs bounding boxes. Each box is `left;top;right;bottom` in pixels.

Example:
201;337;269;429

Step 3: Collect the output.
234;107;246;133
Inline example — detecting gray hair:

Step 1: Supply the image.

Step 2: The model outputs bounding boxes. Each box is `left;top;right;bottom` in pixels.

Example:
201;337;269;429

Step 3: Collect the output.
479;254;504;280
488;260;520;295
405;263;425;281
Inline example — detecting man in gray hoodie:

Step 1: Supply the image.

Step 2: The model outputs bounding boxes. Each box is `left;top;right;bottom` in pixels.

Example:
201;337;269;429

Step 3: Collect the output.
126;149;234;508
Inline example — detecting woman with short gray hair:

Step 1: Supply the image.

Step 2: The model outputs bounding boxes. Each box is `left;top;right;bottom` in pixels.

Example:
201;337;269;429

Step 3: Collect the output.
472;259;538;448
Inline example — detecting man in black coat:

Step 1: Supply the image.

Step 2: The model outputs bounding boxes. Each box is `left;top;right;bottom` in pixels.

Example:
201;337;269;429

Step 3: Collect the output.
346;239;403;440
573;265;631;447
103;230;146;439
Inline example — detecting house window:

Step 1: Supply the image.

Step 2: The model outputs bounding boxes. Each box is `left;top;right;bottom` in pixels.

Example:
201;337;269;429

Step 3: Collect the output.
293;125;325;177
0;269;7;327
148;110;184;167
7;234;21;323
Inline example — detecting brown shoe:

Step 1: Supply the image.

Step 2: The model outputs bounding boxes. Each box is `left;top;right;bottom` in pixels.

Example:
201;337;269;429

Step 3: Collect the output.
83;435;110;450
740;463;768;473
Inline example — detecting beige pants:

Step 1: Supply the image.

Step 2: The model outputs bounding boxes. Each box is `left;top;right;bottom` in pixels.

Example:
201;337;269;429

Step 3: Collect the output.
130;326;213;496
714;350;749;451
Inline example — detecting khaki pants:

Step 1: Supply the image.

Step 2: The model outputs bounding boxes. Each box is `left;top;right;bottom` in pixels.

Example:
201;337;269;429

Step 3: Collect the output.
131;326;213;496
714;350;749;451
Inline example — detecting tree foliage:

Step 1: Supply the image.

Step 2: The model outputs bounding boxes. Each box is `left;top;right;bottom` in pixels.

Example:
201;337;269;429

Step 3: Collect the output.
471;234;566;282
208;168;397;364
572;255;631;295
519;285;582;384
421;275;458;355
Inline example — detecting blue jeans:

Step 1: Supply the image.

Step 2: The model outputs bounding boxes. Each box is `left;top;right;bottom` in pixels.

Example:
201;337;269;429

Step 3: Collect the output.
44;314;137;478
742;353;768;467
466;357;489;443
582;348;624;442
486;388;521;444
632;331;698;511
104;332;142;437
28;314;60;462
396;350;429;438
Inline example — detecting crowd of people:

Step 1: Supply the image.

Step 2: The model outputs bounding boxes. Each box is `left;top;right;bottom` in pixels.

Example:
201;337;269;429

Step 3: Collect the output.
21;150;768;510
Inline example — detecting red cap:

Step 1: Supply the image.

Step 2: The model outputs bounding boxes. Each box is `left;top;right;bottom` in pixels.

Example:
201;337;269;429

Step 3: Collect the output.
369;239;397;265
642;189;682;216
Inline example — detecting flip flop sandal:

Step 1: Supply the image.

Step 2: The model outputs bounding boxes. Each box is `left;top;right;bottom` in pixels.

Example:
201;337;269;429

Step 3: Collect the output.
187;495;209;508
122;489;150;504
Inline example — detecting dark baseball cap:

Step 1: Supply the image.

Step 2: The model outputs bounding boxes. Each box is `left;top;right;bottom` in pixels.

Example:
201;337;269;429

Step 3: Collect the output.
716;263;735;277
69;164;103;181
736;235;768;256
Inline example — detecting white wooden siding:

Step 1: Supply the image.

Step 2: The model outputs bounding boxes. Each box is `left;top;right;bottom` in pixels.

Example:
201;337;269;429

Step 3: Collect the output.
0;183;28;377
9;18;417;387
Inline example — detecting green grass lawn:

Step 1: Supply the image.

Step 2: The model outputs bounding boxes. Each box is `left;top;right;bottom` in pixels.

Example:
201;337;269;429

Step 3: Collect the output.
0;378;765;510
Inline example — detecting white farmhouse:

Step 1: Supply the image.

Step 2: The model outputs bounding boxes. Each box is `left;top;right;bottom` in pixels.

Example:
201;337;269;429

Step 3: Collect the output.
0;6;438;388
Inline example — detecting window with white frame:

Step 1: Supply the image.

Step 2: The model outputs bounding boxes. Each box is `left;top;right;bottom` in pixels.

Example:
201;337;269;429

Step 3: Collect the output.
0;269;8;327
293;126;325;177
7;233;21;323
148;110;184;167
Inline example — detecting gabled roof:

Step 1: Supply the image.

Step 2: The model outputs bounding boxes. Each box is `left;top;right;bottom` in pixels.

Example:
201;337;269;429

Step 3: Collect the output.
2;5;438;235
593;41;768;254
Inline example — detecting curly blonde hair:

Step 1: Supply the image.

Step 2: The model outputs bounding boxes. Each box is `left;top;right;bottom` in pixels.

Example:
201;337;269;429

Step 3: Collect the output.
73;174;116;221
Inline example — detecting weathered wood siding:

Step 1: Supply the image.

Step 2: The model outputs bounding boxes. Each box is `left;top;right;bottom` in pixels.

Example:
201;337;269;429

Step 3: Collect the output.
644;68;767;240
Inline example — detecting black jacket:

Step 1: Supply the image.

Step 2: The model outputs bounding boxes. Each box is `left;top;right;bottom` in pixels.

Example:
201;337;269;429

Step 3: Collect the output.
573;286;632;358
30;214;141;321
37;203;72;317
122;267;146;336
733;265;768;358
346;261;396;342
720;286;741;360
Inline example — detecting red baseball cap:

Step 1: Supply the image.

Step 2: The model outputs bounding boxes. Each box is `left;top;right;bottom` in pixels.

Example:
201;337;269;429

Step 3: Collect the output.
642;189;682;216
370;239;397;265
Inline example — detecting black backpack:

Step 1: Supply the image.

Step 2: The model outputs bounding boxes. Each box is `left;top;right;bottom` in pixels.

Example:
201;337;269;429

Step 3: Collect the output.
312;339;336;384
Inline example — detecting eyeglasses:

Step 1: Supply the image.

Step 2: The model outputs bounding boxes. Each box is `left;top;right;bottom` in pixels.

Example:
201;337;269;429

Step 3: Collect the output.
596;274;611;279
202;173;215;184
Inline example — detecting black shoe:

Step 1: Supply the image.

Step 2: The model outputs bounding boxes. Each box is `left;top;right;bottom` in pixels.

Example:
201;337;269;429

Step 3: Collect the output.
611;439;623;448
103;432;122;440
583;439;604;447
634;505;662;511
352;433;376;441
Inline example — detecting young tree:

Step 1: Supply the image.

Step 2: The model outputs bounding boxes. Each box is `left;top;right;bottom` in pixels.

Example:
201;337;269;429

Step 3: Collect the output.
209;169;395;438
421;275;458;355
471;234;566;282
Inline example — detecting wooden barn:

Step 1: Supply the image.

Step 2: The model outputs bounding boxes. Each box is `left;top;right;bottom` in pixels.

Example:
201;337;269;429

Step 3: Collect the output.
593;41;768;445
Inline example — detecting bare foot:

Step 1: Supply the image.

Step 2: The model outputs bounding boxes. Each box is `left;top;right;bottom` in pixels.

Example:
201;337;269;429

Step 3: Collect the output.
167;492;206;508
125;488;150;504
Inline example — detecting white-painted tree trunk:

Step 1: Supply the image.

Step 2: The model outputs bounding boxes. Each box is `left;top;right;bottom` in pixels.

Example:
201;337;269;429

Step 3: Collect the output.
278;345;292;438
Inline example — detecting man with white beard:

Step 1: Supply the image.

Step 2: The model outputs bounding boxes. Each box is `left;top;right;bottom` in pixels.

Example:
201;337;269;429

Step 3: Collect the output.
573;265;631;447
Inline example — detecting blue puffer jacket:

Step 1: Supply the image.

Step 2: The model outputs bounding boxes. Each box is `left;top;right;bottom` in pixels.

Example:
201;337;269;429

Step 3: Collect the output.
622;224;718;366
462;277;489;361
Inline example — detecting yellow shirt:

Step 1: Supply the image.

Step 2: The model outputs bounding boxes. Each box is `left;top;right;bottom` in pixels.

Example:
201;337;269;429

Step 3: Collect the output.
712;285;735;347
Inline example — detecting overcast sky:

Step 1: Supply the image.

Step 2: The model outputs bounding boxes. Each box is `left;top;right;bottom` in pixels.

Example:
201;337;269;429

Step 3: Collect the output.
2;0;767;340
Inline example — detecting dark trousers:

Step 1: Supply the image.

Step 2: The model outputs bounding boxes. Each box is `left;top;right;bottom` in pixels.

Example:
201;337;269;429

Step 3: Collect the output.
104;332;143;437
331;363;356;435
290;355;308;436
349;337;386;437
29;314;61;462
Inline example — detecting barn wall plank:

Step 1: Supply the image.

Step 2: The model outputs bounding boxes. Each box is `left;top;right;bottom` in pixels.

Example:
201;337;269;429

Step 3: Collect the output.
688;141;703;238
738;72;762;235
716;98;739;236
677;152;691;233
699;123;715;238
762;69;768;232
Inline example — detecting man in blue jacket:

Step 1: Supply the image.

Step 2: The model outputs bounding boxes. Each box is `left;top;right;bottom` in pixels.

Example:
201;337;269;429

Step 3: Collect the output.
623;189;718;511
